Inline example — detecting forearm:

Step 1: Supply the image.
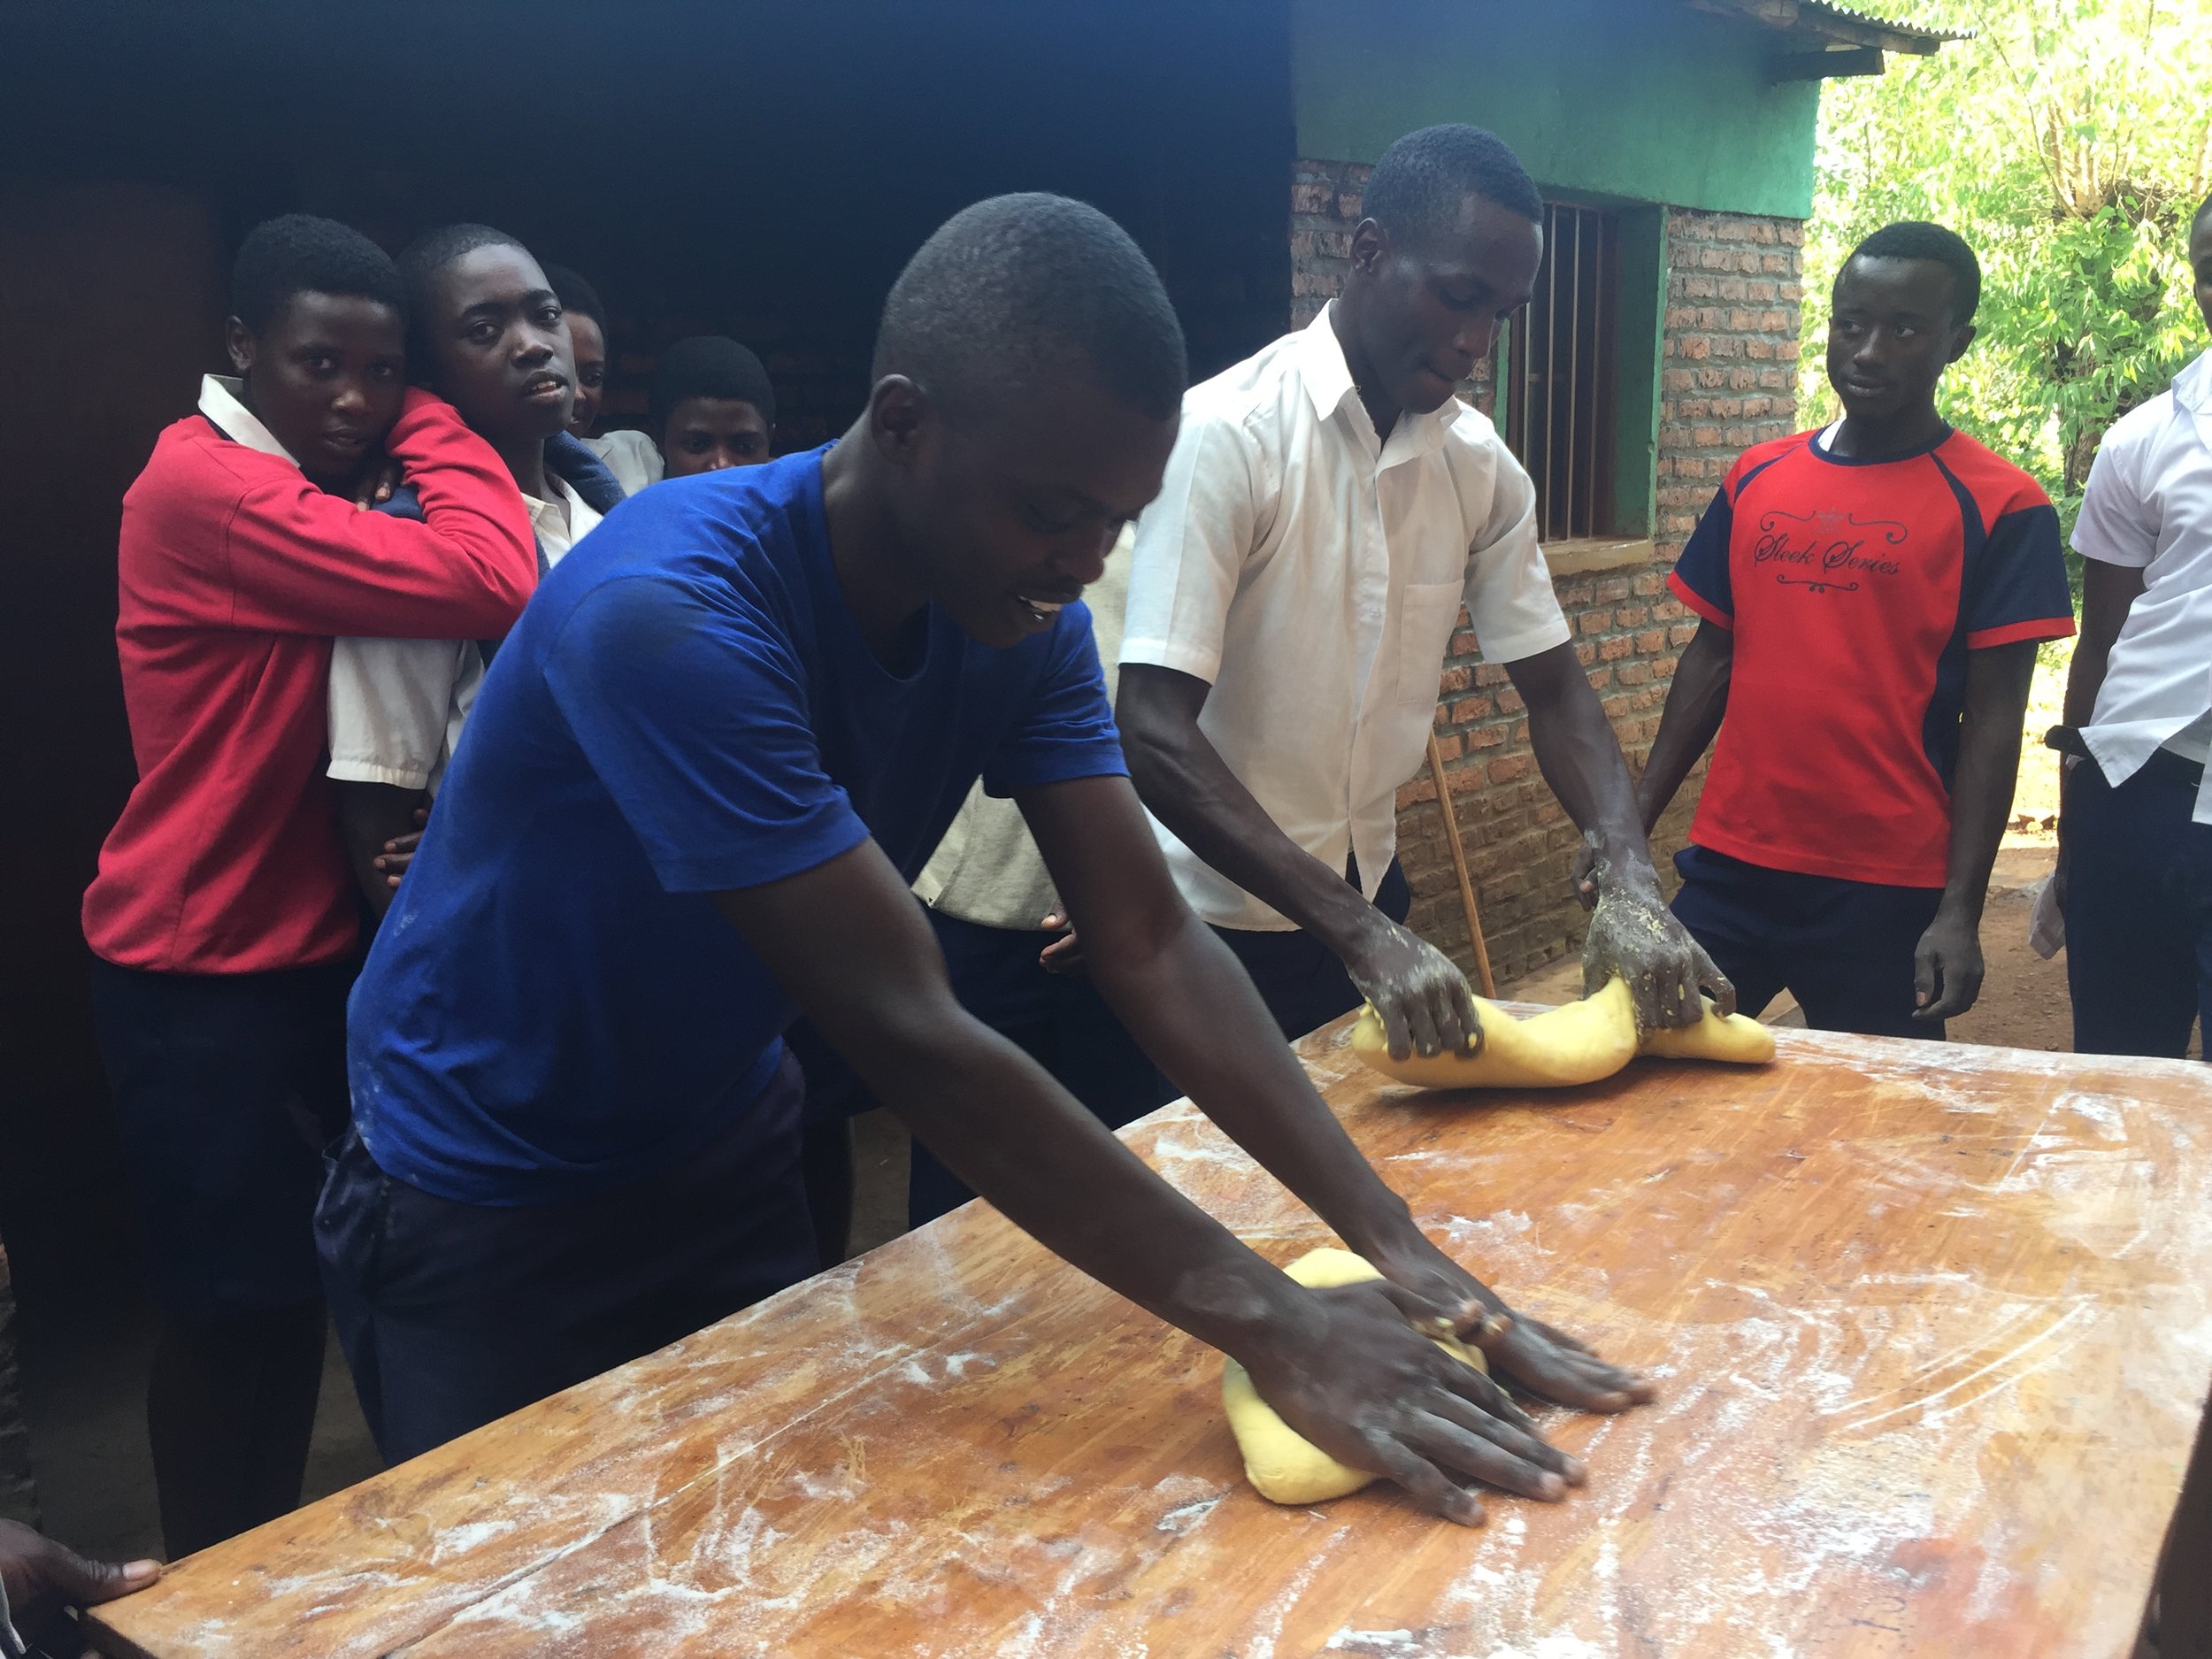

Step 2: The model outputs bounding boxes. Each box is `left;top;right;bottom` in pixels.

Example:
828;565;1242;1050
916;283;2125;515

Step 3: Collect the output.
1119;671;1375;953
851;1004;1315;1355
1635;625;1732;832
1083;906;1450;1293
1939;647;2036;923
1509;644;1657;883
335;780;424;918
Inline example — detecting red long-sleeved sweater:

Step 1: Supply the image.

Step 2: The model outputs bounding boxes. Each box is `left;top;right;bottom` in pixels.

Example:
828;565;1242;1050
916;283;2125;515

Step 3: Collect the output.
83;389;538;974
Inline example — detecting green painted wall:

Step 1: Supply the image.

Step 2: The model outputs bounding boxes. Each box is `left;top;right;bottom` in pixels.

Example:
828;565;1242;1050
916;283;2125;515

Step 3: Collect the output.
1292;0;1821;220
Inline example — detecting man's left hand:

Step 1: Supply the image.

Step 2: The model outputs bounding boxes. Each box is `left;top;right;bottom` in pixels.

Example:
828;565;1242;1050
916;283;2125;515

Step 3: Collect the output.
1912;906;1983;1022
1368;1237;1655;1413
1579;858;1731;1030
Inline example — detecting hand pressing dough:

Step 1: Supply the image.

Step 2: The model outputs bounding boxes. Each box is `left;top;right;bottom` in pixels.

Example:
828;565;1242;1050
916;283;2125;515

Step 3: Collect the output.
1349;976;1640;1089
1221;1247;1487;1505
1640;995;1775;1064
1349;978;1773;1091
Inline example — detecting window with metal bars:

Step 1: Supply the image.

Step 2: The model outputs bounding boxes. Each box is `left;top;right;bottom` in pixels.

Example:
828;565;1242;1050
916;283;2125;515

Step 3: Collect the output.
1498;202;1621;543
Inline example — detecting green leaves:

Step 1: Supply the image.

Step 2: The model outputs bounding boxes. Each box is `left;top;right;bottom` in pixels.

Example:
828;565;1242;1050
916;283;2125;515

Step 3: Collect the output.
1801;0;2210;515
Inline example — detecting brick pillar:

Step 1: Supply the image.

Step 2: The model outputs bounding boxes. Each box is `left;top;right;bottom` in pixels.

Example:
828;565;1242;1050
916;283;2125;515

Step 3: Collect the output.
0;1245;39;1526
1287;165;1803;986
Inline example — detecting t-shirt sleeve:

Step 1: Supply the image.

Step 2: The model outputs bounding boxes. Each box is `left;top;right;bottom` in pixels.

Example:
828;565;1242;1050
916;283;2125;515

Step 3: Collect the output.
1667;484;1737;629
1965;492;2075;648
2071;414;2158;569
983;600;1129;798
327;637;476;791
1462;446;1571;664
1118;411;1261;684
542;572;869;894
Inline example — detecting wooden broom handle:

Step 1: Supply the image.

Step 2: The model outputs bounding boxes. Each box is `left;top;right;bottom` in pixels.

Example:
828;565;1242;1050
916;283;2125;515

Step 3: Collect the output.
1425;730;1495;998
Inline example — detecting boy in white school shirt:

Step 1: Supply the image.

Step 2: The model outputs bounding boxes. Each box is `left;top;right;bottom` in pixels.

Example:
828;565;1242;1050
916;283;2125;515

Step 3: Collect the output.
330;226;626;914
1117;125;1720;1057
2057;194;2212;1056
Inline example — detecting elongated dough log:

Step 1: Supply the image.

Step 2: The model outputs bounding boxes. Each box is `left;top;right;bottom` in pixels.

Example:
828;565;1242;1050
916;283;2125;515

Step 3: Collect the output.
1350;978;1775;1092
1640;995;1775;1064
1222;1248;1487;1505
1349;976;1640;1089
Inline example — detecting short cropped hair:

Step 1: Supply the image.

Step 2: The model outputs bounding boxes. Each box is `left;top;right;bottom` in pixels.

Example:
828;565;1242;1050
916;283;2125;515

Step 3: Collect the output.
649;335;777;428
1363;125;1544;252
1847;220;1982;325
229;214;405;334
872;193;1187;424
2193;192;2212;237
395;223;539;369
544;265;605;329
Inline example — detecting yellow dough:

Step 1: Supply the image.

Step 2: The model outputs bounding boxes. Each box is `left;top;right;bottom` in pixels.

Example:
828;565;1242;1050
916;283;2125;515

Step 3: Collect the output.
1349;978;1775;1091
1639;995;1776;1064
1349;975;1640;1089
1221;1247;1487;1505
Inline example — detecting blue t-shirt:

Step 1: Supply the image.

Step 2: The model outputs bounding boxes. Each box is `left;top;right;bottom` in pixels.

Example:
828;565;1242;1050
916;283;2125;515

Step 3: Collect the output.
347;449;1126;1205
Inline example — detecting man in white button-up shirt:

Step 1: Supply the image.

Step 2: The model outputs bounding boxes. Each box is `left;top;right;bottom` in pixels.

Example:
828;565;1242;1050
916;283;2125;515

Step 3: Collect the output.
2059;196;2212;1056
1120;126;1722;1060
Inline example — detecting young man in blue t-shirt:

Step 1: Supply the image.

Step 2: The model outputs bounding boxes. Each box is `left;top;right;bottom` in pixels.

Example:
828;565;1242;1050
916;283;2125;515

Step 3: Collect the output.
319;195;1651;1522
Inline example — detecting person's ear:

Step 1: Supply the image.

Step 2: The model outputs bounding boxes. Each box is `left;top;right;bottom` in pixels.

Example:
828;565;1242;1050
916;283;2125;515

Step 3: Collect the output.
1945;321;1978;366
865;374;934;472
1348;218;1388;277
224;316;255;376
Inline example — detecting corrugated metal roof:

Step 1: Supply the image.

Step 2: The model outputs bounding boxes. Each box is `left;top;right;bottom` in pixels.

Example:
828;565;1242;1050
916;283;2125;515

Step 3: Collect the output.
1687;0;1970;53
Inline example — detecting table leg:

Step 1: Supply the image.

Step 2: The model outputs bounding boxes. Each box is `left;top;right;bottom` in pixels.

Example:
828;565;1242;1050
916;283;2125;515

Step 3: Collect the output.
2157;1407;2212;1653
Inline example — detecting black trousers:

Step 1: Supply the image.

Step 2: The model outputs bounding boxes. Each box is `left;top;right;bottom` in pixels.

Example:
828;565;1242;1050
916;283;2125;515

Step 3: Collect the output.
1670;844;1944;1040
2064;750;2212;1058
317;1049;818;1463
88;956;354;1317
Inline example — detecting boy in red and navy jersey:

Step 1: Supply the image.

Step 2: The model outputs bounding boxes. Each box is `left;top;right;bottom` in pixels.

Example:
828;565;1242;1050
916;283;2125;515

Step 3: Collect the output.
81;216;535;1556
1633;222;2071;1037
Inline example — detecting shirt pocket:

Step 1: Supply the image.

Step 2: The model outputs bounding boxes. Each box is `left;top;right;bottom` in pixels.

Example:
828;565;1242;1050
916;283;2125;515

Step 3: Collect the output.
1395;580;1468;706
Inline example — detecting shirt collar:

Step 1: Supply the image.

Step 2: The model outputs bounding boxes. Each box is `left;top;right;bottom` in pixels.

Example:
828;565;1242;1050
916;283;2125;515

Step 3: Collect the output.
1299;303;1362;423
1298;302;1454;464
2172;349;2212;451
197;374;299;468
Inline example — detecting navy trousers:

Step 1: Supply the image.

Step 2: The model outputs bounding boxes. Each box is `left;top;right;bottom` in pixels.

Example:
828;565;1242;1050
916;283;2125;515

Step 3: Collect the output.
1670;844;1944;1040
2063;750;2212;1058
1210;858;1412;1043
90;956;354;1318
316;1050;818;1463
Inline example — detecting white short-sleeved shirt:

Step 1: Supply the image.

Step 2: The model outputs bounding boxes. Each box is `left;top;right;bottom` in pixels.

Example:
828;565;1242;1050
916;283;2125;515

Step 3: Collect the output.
327;478;603;794
1120;303;1571;931
2073;348;2212;824
582;427;664;496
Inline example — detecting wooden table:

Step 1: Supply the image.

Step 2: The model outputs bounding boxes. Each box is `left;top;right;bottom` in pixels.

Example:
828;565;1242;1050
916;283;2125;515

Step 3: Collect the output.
91;1019;2212;1657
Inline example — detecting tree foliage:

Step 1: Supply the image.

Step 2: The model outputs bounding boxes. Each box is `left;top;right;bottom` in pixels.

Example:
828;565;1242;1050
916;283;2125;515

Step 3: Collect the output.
1802;0;2212;534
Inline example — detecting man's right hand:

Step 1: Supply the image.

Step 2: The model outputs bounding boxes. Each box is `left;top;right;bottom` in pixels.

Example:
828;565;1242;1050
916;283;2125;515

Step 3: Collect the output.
1238;1280;1584;1525
1343;912;1483;1061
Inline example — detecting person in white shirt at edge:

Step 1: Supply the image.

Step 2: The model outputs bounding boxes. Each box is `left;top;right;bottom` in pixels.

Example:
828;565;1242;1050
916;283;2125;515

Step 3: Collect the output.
547;262;613;446
327;225;626;918
576;333;780;498
1116;124;1726;1059
2055;194;2212;1057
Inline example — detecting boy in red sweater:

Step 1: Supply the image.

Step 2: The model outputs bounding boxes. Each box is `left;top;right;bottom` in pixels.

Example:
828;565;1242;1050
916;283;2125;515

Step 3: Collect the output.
81;215;536;1555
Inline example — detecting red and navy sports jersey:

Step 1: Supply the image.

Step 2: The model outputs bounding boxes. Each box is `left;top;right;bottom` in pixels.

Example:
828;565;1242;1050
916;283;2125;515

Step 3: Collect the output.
1668;426;2072;888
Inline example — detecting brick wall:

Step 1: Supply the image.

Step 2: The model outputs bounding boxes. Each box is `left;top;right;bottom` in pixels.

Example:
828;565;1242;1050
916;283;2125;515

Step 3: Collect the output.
0;1246;38;1526
1286;165;1802;985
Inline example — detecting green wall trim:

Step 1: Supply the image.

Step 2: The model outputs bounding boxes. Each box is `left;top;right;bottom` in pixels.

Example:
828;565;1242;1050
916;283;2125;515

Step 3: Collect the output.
1292;0;1821;220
